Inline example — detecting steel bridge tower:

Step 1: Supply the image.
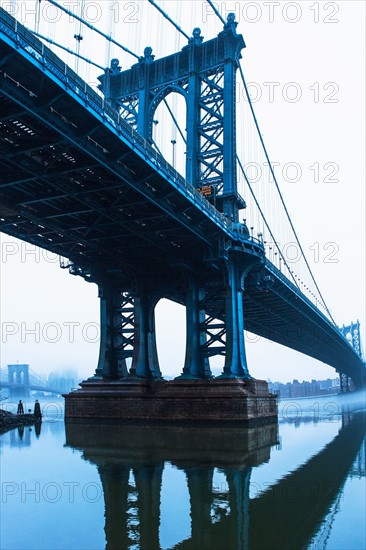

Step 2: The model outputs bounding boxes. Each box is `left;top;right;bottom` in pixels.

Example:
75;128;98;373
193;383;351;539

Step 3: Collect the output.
0;5;363;420
98;13;245;222
339;321;365;392
91;14;262;385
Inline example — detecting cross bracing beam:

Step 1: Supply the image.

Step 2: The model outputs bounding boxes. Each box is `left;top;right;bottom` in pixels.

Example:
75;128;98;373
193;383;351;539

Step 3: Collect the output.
54;230;195;250
0;157;102;189
97;18;245;219
0;54;226;264
1;139;69;160
18;183;136;206
1;177;193;257
2;161;210;248
0;8;364;384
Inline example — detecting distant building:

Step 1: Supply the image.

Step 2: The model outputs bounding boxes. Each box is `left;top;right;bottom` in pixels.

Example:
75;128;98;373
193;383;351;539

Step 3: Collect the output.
268;377;340;398
48;371;77;394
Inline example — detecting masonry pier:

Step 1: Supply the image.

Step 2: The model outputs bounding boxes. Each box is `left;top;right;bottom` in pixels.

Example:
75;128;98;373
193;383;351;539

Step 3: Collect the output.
65;378;276;423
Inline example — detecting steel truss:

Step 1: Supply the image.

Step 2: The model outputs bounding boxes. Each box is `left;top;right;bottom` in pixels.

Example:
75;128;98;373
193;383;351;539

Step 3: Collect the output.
98;15;245;221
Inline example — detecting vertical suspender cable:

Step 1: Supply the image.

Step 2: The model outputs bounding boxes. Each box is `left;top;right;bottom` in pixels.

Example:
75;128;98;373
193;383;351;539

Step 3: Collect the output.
34;0;41;33
237;156;300;289
238;64;335;323
147;0;190;39
204;0;335;321
74;0;84;73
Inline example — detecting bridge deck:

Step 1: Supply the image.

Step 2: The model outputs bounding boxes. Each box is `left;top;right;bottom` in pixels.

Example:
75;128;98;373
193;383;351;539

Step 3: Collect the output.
0;8;364;385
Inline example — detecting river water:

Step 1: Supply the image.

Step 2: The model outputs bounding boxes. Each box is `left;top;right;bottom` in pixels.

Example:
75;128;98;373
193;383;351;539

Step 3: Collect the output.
0;394;365;550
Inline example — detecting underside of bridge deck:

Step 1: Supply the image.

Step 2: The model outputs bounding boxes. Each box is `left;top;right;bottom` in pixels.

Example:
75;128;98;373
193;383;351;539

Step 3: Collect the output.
0;7;364;422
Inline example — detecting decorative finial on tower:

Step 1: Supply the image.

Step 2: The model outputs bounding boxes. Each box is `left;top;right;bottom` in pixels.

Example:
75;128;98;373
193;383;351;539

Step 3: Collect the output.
109;58;121;74
140;46;155;64
224;13;238;34
189;27;204;45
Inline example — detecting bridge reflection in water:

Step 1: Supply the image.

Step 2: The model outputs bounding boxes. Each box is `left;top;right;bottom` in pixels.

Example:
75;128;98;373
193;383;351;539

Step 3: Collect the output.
65;412;365;550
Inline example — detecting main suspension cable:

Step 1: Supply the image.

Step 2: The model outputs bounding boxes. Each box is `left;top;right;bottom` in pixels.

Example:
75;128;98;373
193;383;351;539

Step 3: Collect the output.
46;0;140;60
238;64;336;323
236;155;300;290
205;0;225;24
204;0;335;321
148;0;190;40
30;29;105;71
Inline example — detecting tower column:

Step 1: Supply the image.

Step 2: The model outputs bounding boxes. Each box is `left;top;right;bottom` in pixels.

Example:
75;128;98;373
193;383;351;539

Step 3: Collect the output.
226;468;251;549
220;256;250;378
186;43;200;188
185;467;214;547
137;83;149;138
137;48;155;139
95;286;132;379
130;285;161;379
222;56;238;221
98;465;131;550
221;15;242;222
179;279;211;379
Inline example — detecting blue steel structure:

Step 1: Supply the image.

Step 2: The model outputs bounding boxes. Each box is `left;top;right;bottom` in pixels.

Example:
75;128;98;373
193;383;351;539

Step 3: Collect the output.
0;7;364;389
98;14;245;221
339;321;365;392
340;321;364;360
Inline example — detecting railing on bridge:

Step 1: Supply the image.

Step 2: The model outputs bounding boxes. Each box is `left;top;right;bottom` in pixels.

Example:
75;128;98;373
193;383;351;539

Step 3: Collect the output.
0;6;339;311
0;7;264;253
1;5;365;389
0;6;335;319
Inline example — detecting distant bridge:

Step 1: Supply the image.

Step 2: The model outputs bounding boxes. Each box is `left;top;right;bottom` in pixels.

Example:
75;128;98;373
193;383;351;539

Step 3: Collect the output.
0;364;63;397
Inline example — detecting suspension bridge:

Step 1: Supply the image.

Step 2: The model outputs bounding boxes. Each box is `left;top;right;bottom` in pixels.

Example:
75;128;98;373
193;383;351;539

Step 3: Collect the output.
0;2;364;420
0;364;64;397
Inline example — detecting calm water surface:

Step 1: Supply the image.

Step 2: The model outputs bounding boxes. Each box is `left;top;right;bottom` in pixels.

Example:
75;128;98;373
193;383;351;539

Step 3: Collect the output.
1;395;365;550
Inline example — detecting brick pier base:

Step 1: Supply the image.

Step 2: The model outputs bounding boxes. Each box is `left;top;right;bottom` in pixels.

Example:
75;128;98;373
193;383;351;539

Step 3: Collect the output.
64;378;277;424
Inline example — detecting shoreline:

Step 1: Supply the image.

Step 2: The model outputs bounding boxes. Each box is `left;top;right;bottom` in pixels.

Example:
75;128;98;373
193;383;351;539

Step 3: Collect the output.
0;409;41;434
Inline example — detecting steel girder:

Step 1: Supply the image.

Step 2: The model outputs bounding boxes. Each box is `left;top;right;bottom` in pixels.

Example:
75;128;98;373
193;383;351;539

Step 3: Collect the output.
0;7;364;386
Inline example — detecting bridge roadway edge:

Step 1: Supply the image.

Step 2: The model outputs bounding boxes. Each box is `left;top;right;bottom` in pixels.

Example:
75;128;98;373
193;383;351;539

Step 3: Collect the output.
1;5;364;412
63;378;278;424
